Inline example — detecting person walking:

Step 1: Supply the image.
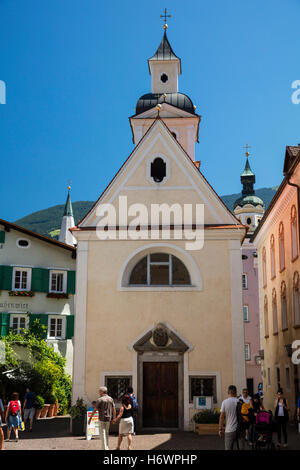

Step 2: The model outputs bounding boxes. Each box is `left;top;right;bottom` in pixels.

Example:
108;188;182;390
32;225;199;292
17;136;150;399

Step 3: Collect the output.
114;394;134;450
0;396;4;451
23;387;35;432
88;386;116;450
274;388;289;448
248;393;264;445
238;388;252;404
5;392;22;442
126;386;138;435
238;388;252;442
219;385;240;450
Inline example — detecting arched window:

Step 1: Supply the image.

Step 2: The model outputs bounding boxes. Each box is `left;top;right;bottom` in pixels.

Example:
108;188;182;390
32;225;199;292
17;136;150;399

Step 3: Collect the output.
291;205;298;260
264;295;269;338
279;222;285;272
281;281;288;331
270;234;276;279
272;289;278;334
262;247;267;288
293;271;300;326
129;253;191;286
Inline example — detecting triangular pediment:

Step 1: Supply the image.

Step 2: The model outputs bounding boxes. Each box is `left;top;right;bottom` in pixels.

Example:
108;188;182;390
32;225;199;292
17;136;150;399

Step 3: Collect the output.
132;323;190;353
79;119;240;228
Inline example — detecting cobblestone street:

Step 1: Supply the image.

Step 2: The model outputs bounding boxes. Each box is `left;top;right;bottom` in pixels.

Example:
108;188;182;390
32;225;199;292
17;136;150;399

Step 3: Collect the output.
1;417;299;451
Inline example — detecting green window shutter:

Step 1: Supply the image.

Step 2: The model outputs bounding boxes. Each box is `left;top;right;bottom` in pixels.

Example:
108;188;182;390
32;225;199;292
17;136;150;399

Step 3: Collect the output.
29;313;48;338
31;268;49;292
66;315;74;339
0;313;10;337
0;265;13;290
67;271;76;294
0;231;5;243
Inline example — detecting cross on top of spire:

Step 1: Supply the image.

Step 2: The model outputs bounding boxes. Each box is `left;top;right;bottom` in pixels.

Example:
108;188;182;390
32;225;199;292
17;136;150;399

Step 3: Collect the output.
242;143;252;158
160;8;171;29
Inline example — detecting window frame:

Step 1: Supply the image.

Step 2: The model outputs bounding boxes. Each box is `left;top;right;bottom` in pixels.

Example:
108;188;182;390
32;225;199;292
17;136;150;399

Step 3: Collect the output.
262;246;267;288
47;315;66;340
270;234;276;280
281;281;288;331
242;273;248;290
12;267;32;291
49;270;67;294
272;289;278;335
245;343;251;361
243;305;249;322
10;313;29;334
129;253;191;288
188;375;217;404
278;222;285;272
291;205;299;261
264;296;269;338
293;271;300;327
104;375;133;404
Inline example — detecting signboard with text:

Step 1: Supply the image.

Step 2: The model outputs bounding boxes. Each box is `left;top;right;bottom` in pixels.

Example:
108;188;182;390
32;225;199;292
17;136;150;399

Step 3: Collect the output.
86;410;100;440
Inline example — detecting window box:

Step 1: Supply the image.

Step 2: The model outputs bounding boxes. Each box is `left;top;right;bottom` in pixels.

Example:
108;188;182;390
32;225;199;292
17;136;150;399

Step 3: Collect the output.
8;290;35;297
46;292;69;299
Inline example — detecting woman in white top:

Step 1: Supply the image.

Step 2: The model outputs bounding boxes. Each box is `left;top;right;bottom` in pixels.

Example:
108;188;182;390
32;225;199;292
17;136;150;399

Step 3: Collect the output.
274;388;289;448
5;392;22;442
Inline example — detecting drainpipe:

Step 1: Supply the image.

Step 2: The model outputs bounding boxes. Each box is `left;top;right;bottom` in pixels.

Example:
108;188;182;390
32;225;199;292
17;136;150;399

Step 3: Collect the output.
286;177;300;412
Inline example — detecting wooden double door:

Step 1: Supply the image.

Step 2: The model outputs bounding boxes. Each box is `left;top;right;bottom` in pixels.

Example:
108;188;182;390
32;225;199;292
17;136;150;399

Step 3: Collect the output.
143;362;179;428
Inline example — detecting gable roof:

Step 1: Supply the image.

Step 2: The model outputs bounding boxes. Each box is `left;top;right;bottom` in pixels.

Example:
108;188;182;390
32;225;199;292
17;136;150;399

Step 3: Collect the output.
76;117;244;230
0;218;76;254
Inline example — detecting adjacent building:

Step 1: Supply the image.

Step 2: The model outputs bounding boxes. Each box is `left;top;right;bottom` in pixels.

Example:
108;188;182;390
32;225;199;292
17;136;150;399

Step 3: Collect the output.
71;25;247;430
251;144;300;416
0;218;76;375
234;151;265;396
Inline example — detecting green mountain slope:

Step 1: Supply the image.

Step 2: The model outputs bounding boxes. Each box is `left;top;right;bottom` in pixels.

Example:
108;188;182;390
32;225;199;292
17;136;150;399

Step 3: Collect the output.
13;187;278;238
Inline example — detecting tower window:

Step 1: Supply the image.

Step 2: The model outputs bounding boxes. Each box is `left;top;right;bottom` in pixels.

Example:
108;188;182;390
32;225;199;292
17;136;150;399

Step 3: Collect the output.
151;157;166;183
160;73;168;83
246;217;252;225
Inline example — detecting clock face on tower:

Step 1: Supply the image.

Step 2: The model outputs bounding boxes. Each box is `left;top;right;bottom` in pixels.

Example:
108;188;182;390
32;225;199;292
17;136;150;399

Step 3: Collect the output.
160;73;168;83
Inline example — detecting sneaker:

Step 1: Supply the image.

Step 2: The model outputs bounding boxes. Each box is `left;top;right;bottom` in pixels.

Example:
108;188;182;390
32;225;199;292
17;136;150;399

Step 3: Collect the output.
277;443;281;448
283;443;288;448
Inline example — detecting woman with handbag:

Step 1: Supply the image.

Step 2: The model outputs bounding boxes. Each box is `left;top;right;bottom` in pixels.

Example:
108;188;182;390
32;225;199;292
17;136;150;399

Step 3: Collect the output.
5;392;22;442
274;388;289;448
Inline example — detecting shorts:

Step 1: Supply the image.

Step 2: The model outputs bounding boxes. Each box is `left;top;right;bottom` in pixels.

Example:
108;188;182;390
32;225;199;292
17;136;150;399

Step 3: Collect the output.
119;417;134;436
24;408;35;421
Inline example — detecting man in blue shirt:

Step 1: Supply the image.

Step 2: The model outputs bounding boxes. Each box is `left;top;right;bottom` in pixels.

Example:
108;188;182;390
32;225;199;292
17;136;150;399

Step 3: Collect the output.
23;387;35;432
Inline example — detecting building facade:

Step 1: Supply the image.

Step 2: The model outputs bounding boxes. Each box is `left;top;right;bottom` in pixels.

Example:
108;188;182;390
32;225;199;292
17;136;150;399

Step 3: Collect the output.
0;219;76;375
251;145;300;416
234;153;265;396
71;26;247;431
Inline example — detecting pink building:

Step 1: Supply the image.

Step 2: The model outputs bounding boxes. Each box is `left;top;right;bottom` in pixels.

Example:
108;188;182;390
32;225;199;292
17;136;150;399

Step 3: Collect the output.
234;151;265;396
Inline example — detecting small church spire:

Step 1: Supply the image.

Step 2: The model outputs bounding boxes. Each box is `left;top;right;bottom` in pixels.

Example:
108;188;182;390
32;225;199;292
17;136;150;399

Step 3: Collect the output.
59;184;76;246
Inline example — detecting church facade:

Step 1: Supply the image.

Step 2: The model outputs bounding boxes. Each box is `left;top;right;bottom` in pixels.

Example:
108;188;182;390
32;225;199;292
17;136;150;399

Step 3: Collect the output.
71;27;247;430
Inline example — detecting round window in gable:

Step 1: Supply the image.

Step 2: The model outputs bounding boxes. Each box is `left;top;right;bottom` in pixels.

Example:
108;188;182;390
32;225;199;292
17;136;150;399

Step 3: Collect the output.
151;157;166;183
160;73;168;83
246;217;252;225
17;238;30;248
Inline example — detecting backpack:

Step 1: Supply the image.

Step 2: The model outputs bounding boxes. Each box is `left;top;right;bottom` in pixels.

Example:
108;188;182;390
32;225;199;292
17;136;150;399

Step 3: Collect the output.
131;394;139;413
236;399;252;430
9;400;20;416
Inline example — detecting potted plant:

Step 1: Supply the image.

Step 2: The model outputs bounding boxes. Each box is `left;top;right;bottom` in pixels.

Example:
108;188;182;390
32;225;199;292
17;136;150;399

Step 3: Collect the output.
192;409;220;435
40;400;50;418
70;398;88;436
47;394;57;418
35;395;45;419
54;400;59;416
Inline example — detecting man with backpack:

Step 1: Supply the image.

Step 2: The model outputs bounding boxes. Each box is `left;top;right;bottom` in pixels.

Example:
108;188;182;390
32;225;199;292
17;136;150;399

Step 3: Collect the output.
127;386;139;435
23;387;36;432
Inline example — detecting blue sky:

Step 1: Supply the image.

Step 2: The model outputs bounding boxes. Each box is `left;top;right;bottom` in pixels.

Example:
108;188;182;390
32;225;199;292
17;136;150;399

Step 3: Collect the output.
0;0;300;221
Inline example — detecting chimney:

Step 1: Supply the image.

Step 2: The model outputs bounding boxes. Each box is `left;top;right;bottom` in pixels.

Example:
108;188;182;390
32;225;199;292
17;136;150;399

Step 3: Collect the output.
193;161;201;169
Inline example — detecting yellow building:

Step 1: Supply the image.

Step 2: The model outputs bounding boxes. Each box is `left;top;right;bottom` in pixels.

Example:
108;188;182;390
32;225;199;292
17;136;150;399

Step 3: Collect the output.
71;26;247;430
251;145;300;417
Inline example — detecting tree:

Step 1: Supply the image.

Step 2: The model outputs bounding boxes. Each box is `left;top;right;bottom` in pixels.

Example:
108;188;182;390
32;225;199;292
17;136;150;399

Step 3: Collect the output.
0;318;71;414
